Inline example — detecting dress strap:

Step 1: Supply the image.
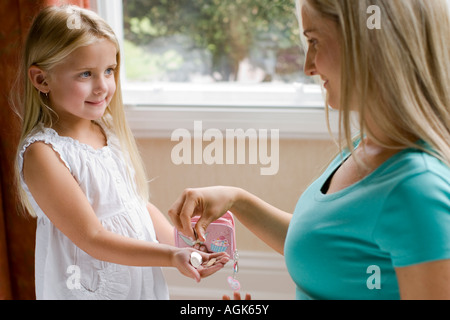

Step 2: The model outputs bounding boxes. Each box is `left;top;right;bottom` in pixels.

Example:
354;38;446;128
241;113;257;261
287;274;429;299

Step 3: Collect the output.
18;127;72;175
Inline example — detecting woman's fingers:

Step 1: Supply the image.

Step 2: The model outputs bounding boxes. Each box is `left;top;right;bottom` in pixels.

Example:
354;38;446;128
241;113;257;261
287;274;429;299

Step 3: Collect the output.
168;189;197;239
223;292;252;300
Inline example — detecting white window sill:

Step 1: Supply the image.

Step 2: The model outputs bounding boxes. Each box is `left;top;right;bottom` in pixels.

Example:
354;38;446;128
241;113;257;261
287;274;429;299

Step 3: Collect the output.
126;105;338;140
124;83;337;140
123;82;323;108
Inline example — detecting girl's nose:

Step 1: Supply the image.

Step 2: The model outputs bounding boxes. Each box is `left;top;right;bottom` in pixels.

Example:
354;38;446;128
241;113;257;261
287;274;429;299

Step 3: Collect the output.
93;76;108;95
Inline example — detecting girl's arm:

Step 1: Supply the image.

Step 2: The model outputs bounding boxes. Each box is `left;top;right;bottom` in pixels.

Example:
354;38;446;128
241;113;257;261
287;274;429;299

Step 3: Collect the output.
168;186;292;255
23;142;227;281
147;202;175;246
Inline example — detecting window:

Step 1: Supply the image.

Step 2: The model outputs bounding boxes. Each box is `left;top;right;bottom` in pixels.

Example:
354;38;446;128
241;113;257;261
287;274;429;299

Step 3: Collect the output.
94;0;332;139
123;0;308;84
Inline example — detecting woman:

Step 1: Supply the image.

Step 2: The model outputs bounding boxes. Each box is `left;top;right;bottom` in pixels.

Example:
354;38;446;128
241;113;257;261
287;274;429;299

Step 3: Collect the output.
169;0;450;300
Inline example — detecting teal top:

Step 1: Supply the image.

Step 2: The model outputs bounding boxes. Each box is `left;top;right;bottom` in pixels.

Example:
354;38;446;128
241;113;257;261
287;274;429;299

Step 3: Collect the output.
284;144;450;300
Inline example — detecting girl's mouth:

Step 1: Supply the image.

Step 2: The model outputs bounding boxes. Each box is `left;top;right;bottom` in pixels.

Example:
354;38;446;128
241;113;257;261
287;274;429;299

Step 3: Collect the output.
86;99;106;106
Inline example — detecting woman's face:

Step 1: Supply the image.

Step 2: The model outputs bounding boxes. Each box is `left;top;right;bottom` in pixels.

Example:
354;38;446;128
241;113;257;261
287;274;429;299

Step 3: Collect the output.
302;4;342;109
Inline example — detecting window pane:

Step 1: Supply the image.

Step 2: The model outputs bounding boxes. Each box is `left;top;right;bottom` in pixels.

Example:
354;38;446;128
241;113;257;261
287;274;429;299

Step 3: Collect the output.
122;0;311;84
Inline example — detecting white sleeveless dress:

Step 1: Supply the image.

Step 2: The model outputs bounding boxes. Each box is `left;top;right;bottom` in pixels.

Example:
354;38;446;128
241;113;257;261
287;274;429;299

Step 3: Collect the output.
17;120;169;300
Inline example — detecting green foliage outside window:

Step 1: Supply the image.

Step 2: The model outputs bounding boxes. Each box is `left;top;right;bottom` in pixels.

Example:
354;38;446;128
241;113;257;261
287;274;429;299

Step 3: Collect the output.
123;0;306;83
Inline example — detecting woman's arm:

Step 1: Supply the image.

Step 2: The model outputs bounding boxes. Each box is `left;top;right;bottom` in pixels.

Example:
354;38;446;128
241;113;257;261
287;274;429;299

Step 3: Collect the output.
396;260;450;300
168;186;292;255
23;142;227;281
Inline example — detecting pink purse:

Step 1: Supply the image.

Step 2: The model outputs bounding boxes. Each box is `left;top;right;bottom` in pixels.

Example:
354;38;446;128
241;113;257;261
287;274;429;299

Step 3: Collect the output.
174;211;241;291
174;211;236;257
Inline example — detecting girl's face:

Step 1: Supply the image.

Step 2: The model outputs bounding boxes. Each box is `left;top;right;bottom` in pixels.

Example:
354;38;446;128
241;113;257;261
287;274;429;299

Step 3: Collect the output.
301;5;342;109
46;40;117;124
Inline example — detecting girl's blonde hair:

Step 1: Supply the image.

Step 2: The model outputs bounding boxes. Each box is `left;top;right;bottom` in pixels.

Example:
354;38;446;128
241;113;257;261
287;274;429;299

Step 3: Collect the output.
297;0;450;166
14;5;149;217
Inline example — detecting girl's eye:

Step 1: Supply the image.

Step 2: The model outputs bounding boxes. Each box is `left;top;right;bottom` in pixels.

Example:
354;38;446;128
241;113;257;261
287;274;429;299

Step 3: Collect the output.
105;68;115;76
80;71;91;78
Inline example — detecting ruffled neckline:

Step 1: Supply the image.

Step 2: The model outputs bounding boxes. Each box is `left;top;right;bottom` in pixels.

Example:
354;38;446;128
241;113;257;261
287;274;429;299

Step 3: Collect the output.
41;121;112;155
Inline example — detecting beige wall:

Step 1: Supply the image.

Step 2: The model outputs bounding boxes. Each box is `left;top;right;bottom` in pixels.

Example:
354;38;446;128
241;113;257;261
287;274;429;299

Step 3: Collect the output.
137;137;338;252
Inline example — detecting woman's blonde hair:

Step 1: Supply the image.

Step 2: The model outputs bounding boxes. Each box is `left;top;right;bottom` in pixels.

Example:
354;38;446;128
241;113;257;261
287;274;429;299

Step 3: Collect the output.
14;5;149;217
297;0;450;166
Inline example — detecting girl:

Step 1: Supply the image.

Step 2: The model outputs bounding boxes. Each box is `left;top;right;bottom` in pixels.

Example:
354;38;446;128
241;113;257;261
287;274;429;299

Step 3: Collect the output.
14;5;228;300
169;0;450;300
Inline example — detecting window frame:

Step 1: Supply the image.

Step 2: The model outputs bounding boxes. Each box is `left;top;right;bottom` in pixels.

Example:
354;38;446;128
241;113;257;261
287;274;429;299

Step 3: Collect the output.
95;0;334;139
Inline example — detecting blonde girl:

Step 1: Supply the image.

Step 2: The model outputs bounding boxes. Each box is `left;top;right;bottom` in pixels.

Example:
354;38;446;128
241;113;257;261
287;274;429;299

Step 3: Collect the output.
169;0;450;300
14;5;227;300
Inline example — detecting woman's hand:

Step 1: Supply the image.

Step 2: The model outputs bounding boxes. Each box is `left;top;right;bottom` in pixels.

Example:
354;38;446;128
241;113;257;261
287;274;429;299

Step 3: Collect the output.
169;186;292;255
168;186;241;242
171;247;230;282
223;292;252;300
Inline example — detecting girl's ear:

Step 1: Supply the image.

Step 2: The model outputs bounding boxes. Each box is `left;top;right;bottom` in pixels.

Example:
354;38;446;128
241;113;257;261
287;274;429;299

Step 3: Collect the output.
28;66;50;94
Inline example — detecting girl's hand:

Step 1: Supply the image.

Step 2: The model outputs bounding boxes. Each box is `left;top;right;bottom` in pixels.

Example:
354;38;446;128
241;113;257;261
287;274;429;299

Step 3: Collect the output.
168;186;240;242
171;248;229;282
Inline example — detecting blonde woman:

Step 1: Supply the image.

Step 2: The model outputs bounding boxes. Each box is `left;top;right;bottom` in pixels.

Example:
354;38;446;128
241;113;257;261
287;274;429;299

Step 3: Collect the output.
169;0;450;300
13;6;228;300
